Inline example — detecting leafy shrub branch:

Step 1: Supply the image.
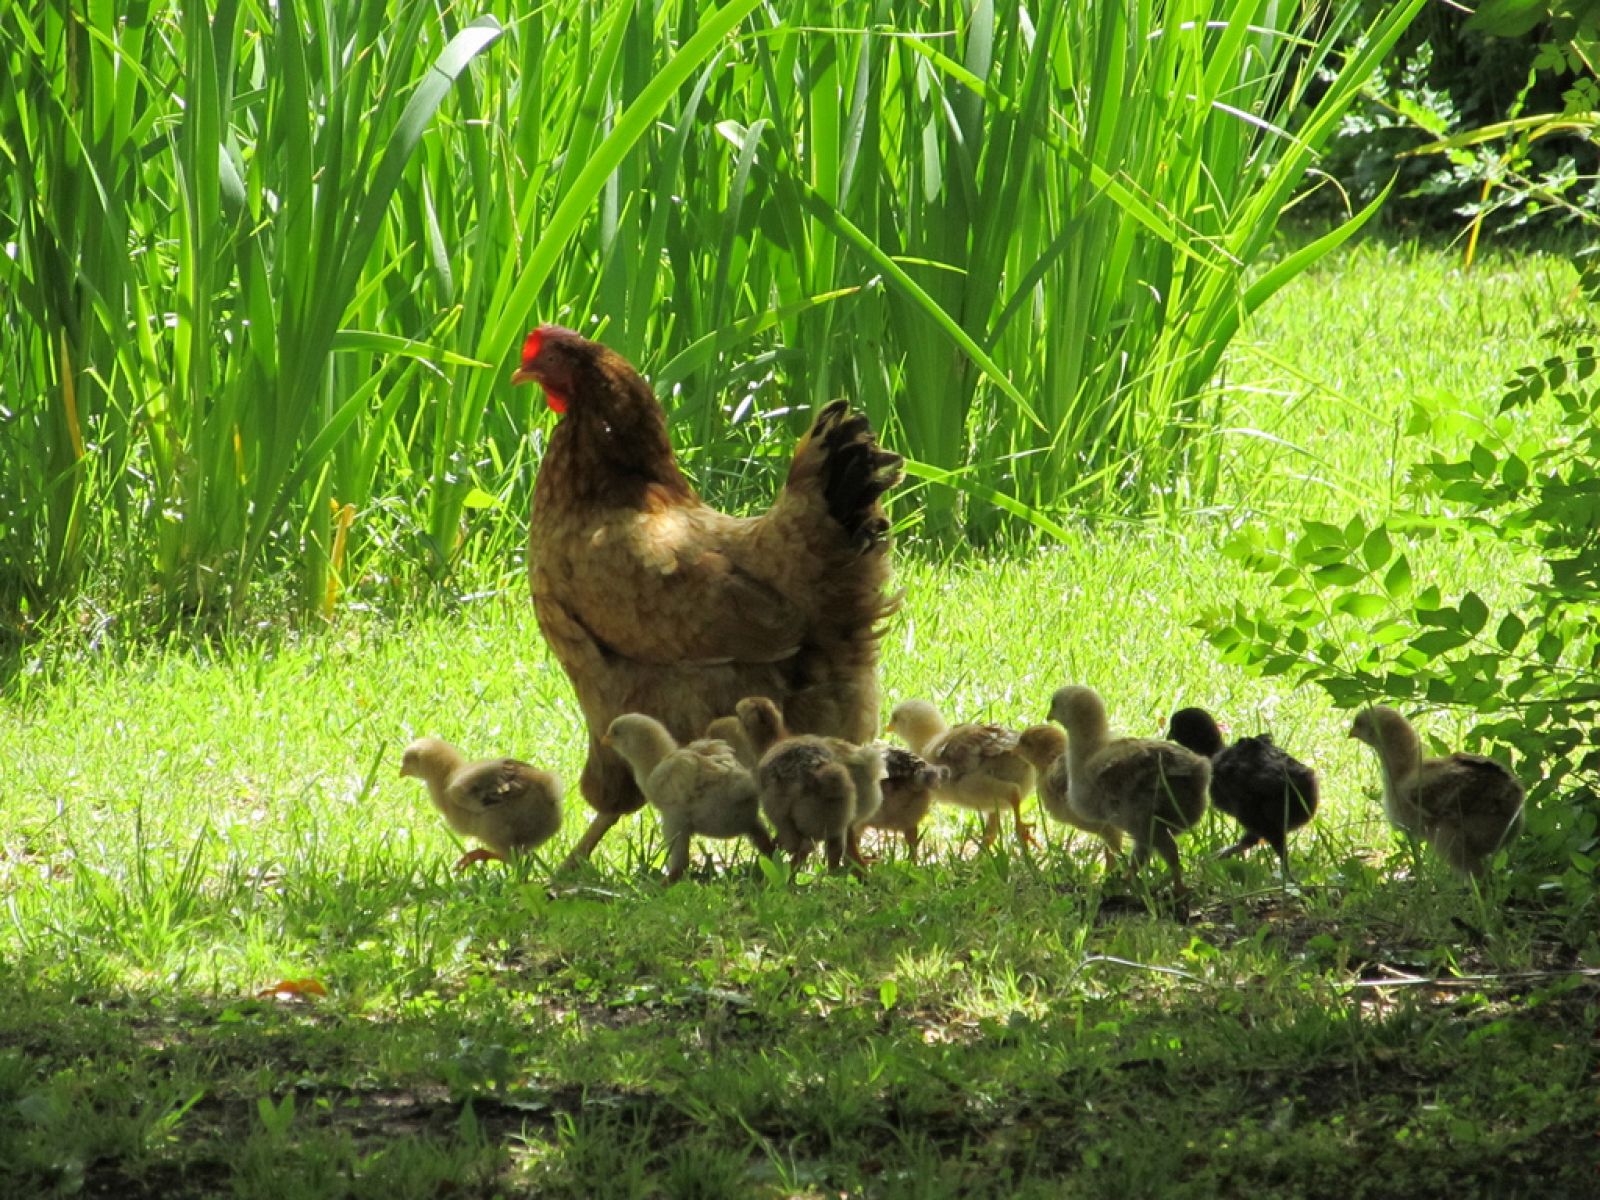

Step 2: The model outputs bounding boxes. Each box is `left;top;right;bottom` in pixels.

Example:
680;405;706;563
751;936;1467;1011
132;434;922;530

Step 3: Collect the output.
1202;330;1600;904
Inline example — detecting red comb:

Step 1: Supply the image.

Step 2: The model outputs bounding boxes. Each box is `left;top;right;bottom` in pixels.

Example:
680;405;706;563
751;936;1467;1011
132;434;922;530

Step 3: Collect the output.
520;328;544;369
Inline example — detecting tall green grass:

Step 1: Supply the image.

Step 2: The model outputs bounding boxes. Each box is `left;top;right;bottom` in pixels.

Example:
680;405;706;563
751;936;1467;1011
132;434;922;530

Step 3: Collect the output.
0;0;1422;623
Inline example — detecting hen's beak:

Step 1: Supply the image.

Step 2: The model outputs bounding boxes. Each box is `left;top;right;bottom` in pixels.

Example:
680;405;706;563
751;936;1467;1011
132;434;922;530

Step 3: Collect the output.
510;367;537;387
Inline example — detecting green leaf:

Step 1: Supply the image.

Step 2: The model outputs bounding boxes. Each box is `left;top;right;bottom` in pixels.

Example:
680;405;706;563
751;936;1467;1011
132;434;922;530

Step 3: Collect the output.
1334;593;1389;620
1361;527;1393;571
879;979;899;1011
460;488;499;510
1458;591;1489;635
1313;563;1364;587
1464;0;1546;38
1496;613;1525;652
1469;443;1497;479
1383;555;1413;600
1410;629;1471;656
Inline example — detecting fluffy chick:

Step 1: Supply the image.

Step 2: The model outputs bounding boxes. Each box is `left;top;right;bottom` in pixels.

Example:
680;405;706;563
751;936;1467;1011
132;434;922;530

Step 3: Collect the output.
1047;686;1210;891
1348;705;1524;877
603;713;774;883
399;737;563;868
1015;724;1123;865
886;699;1036;849
705;715;758;771
736;696;879;871
855;746;946;862
1165;707;1318;875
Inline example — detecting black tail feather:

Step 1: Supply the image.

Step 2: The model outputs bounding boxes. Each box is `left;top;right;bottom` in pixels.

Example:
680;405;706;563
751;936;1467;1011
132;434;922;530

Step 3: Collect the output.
810;400;903;551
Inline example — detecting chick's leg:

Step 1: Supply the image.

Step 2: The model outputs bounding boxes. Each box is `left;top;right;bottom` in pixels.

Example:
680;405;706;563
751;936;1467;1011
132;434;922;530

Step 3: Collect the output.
824;835;847;873
1098;830;1123;872
1214;834;1261;861
1008;793;1036;848
1150;826;1185;894
455;847;505;871
663;819;693;885
981;811;1001;849
747;822;777;858
846;827;876;869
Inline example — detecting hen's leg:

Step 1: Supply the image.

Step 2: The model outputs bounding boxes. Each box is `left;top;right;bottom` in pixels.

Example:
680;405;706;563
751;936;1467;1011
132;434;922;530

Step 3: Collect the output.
560;738;645;868
562;811;620;869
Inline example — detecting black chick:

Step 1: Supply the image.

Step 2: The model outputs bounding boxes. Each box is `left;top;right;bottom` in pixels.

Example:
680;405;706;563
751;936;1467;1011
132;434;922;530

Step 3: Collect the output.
1166;707;1318;875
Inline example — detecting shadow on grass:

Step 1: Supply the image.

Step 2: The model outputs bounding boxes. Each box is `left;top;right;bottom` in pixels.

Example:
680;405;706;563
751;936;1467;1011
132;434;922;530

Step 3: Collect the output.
1;852;1595;1199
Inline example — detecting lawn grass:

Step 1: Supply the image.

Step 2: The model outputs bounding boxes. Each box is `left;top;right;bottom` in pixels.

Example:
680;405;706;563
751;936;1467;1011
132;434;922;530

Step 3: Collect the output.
2;236;1597;1196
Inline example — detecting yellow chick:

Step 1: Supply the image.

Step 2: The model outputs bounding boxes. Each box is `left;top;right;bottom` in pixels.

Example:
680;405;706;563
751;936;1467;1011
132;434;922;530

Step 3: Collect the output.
602;713;774;883
886;699;1036;849
704;714;758;772
399;737;563;868
1015;723;1124;866
1349;705;1524;877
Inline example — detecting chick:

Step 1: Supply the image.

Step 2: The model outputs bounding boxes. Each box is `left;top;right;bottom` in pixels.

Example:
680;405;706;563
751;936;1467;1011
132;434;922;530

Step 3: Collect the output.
1047;686;1210;892
399;737;563;868
1015;723;1123;865
602;713;774;883
1165;707;1318;876
736;696;878;872
705;715;758;771
886;699;1036;849
855;745;945;862
1348;705;1524;877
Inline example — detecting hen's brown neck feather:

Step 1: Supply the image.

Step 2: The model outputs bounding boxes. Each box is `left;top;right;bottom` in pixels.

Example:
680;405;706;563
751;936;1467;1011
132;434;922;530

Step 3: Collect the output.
536;343;695;512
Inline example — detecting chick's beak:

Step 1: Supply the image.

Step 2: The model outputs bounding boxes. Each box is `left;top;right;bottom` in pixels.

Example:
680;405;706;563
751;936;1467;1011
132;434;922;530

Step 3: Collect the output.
510;367;537;387
600;734;613;749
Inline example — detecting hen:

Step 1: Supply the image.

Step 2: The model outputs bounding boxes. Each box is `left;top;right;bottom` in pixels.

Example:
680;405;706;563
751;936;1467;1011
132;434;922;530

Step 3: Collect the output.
511;325;902;864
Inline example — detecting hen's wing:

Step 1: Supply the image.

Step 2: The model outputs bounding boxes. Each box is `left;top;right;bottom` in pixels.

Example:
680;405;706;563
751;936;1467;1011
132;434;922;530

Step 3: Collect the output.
537;504;806;667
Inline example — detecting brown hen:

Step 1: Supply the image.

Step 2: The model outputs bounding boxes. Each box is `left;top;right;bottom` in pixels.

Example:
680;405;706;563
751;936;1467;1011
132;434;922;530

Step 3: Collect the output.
511;326;902;865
